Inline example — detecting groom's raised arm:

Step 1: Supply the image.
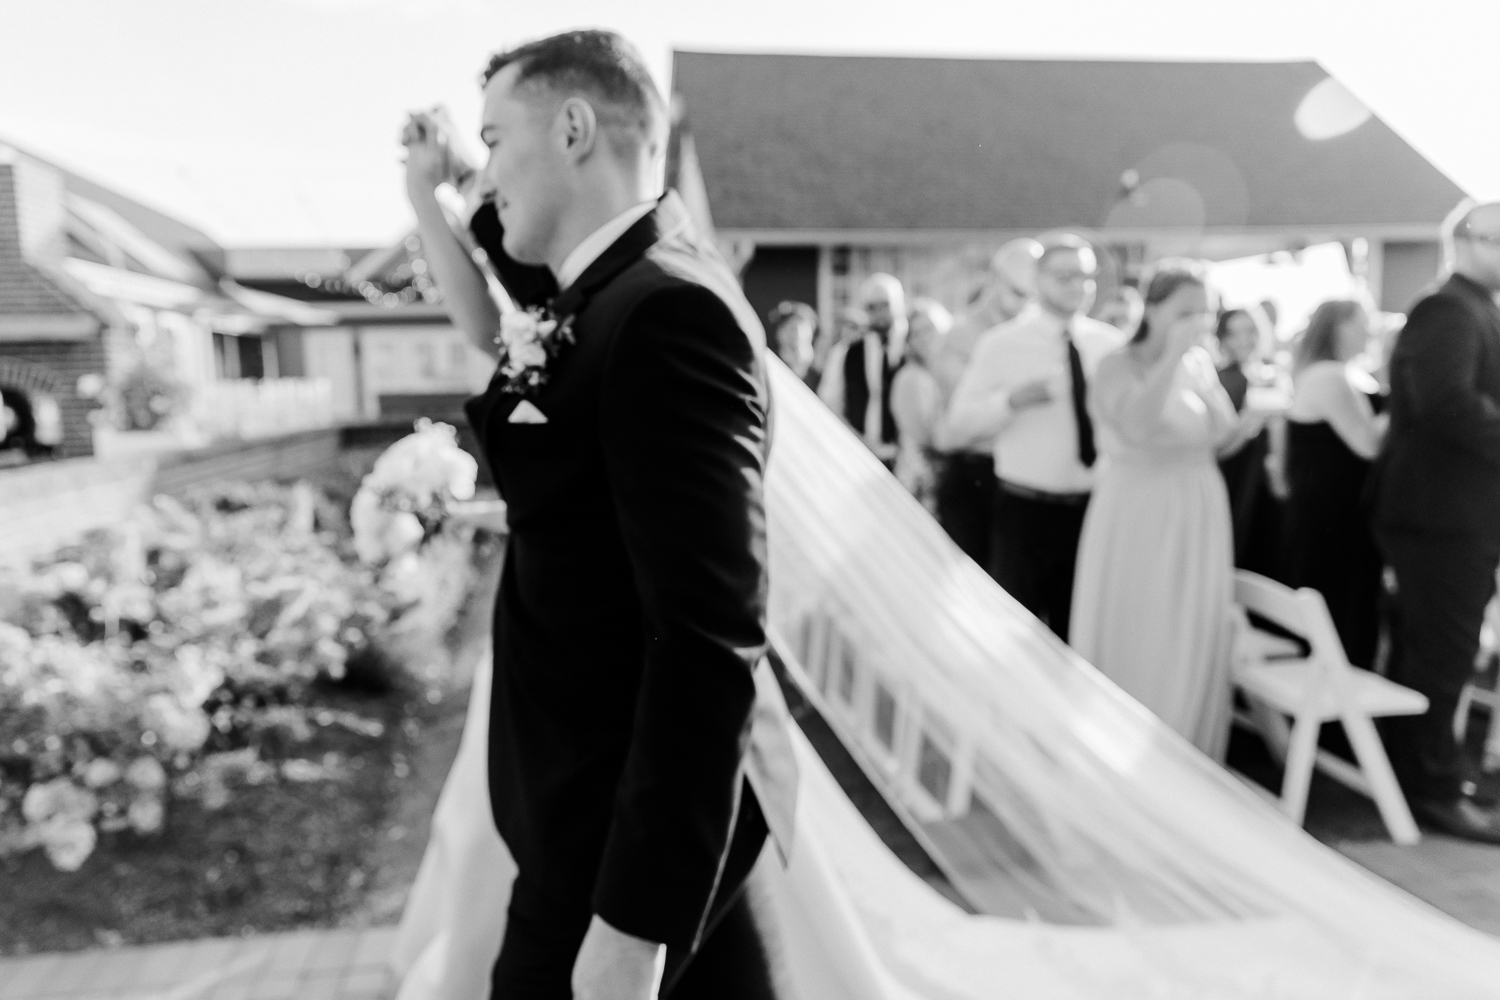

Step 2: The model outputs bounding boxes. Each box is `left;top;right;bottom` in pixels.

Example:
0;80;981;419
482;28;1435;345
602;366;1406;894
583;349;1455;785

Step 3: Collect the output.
594;282;771;951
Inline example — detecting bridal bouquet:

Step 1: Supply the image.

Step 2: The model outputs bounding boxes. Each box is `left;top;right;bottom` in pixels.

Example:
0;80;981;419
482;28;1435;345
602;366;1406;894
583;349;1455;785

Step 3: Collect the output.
350;421;482;651
351;419;478;565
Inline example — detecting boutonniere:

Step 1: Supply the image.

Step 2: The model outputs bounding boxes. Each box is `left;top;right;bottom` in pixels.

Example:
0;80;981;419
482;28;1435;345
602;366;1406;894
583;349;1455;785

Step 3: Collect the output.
494;305;575;396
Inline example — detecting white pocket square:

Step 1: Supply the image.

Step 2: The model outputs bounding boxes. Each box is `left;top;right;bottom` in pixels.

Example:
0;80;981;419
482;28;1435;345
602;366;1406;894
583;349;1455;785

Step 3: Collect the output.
508;400;549;424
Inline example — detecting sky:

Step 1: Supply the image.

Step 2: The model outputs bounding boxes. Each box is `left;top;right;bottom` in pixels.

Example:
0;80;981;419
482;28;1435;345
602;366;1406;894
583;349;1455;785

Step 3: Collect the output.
2;0;1496;248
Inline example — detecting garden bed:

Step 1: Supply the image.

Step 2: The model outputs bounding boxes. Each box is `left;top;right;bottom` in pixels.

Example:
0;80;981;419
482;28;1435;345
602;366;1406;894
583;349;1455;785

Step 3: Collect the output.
0;527;499;958
0;422;499;955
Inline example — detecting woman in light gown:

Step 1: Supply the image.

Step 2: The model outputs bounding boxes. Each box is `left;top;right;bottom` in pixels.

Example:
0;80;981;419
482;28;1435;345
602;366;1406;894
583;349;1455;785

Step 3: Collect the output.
1070;261;1250;760
890;298;952;515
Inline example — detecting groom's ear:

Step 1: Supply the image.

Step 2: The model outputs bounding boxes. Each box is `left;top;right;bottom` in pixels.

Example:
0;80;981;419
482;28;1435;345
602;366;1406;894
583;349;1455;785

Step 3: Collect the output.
556;97;600;162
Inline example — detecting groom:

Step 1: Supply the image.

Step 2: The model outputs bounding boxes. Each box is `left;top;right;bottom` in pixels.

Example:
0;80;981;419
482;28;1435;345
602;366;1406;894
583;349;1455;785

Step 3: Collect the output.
448;31;791;1000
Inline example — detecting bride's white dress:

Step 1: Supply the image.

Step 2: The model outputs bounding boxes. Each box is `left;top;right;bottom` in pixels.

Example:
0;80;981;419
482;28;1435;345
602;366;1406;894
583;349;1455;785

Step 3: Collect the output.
392;361;1500;999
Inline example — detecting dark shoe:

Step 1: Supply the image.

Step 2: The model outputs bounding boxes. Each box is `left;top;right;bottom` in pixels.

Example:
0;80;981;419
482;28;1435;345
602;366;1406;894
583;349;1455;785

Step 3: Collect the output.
1412;796;1500;845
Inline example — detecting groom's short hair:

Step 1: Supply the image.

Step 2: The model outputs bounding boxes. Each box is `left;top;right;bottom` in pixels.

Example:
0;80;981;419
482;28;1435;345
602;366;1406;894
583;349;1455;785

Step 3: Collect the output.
482;30;667;156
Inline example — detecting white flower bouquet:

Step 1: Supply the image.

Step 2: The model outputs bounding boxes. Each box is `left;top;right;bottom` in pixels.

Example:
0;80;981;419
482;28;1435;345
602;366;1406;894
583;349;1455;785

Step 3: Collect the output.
351;419;479;566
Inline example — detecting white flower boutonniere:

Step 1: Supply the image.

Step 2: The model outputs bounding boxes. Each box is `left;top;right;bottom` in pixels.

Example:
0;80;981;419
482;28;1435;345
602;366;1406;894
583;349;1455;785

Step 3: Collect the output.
494;306;575;396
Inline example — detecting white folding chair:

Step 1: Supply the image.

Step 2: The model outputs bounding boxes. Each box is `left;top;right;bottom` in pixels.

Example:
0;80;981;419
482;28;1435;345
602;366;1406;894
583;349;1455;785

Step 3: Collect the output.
1231;571;1428;845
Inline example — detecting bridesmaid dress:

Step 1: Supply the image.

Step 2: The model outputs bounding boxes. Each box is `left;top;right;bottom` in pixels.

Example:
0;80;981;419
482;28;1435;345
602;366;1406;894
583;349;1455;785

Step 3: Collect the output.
1282;378;1384;671
1071;346;1239;759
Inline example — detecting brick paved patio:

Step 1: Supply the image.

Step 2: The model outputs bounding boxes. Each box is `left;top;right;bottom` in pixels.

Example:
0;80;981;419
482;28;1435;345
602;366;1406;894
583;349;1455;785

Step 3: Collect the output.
0;927;397;1000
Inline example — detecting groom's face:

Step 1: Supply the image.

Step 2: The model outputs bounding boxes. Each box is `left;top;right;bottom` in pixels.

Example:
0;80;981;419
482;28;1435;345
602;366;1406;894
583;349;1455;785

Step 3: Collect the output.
479;64;571;266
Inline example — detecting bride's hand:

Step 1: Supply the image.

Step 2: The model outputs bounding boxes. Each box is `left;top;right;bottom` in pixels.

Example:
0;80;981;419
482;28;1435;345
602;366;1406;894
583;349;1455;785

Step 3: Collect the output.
1165;314;1212;360
401;111;452;196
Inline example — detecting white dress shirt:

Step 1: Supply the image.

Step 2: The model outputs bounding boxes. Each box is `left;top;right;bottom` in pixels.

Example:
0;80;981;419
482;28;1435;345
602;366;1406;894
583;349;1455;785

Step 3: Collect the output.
945;304;1124;494
554;199;657;290
818;334;904;458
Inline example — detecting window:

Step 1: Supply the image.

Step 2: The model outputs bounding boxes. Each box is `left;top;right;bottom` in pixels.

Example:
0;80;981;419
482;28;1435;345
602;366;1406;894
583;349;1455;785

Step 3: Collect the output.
917;732;953;805
836;647;857;704
873;682;897;751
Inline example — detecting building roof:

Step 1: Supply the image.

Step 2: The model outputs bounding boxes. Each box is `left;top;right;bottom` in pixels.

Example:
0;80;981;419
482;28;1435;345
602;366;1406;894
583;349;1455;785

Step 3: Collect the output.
670;52;1467;238
0;161;94;329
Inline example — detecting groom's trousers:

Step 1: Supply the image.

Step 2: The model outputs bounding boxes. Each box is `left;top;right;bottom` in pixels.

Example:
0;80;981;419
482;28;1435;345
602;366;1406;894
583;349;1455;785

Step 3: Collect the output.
490;786;789;999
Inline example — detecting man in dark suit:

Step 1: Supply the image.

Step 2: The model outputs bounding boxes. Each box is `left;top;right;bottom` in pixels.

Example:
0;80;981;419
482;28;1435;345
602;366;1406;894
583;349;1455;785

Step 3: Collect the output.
404;30;793;1000
817;273;907;466
1371;200;1500;843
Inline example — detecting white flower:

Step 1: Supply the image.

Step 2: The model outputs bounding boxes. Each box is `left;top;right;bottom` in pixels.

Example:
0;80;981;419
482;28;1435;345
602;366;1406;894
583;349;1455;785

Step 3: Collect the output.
384;512;427;557
144;694;211;753
171;645;225;707
508;340;547;371
380;552;426;606
125;756;168;793
23;779;98;825
127;795;165;835
498;310;540;349
48;562;91;594
281;759;333;782
83;758;123;789
37;817;96;871
0;622;32;664
350;489;389;564
352;496;424;565
358;421;477;516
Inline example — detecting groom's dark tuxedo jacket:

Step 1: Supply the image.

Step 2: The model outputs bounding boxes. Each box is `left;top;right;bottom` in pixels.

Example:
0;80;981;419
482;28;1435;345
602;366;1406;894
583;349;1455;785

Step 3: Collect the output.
1370;272;1500;542
464;193;777;953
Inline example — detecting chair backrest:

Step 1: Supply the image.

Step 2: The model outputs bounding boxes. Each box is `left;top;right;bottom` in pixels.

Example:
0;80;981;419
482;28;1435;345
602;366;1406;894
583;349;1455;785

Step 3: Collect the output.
1232;571;1354;695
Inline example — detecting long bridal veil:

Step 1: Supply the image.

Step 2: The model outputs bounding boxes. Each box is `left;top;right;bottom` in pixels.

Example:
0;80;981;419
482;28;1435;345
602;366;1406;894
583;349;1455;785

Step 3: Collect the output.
393;358;1500;998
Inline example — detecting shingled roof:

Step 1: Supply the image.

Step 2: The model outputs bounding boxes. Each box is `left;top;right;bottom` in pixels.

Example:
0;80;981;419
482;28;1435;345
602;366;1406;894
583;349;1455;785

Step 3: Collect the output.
670;52;1466;237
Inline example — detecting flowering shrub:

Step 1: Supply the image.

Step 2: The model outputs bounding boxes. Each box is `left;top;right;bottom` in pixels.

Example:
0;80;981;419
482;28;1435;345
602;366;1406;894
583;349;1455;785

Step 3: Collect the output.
0;456;482;872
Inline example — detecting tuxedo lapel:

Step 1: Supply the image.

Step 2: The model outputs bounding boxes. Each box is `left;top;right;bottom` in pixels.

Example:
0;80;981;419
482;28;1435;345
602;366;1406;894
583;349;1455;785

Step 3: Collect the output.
549;192;694;320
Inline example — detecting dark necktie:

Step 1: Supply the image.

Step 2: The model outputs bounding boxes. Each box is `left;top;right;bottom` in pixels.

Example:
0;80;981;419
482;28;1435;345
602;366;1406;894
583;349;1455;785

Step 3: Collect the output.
1065;327;1097;468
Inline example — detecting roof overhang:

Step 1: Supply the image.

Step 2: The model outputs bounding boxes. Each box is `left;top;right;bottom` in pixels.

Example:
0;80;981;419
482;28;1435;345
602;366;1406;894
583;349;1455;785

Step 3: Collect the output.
219;279;339;327
61;257;206;310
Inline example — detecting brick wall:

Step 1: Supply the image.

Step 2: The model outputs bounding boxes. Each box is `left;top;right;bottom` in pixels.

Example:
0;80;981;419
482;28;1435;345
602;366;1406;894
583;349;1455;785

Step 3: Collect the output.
0;340;105;457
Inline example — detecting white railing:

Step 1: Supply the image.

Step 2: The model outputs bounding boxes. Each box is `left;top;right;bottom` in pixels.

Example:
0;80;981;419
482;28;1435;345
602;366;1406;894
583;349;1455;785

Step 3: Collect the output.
189;377;336;442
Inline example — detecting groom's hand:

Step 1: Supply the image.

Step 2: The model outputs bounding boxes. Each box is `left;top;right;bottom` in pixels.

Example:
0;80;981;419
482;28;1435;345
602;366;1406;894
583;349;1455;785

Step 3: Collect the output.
571;915;666;1000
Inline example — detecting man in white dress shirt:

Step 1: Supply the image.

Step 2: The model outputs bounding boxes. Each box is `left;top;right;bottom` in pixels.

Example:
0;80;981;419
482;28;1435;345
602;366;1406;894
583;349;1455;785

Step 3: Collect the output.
931;239;1042;567
818;273;907;466
944;234;1124;639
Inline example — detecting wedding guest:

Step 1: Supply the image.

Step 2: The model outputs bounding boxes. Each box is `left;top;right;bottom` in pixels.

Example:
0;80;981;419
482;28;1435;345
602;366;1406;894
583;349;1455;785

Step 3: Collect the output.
816;305;865;376
768;300;819;385
1370;200;1500;843
1096;284;1144;334
1070;261;1241;759
1282;299;1385;670
930;239;1041;567
819;273;907;466
1215;308;1283;576
1259;298;1281;339
891;298;952;513
946;234;1122;637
